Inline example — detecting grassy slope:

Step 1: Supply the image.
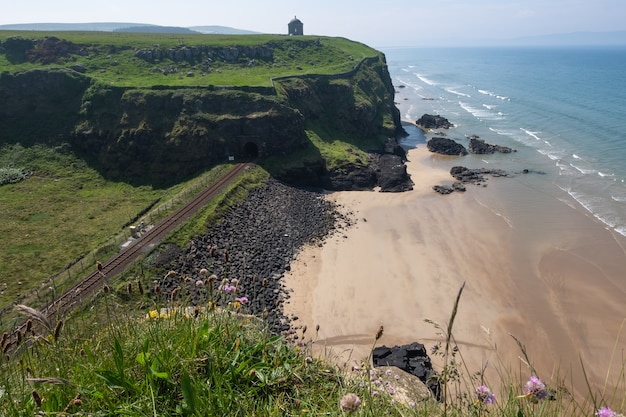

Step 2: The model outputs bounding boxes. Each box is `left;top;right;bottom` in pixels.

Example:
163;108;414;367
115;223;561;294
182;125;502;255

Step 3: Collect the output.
0;32;376;87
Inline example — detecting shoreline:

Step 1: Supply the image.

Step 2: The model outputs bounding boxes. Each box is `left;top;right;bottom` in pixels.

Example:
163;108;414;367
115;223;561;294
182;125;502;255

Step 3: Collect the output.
283;144;626;397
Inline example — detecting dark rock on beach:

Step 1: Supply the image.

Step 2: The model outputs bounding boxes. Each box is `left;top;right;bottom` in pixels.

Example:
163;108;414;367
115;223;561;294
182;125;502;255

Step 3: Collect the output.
154;178;349;334
376;154;414;192
373;343;442;400
427;137;468;156
468;138;516;154
450;166;509;183
416;114;454;129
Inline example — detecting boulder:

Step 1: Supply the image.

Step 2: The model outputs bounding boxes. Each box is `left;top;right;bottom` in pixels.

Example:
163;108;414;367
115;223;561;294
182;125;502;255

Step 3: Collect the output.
416;114;453;129
468;138;515;154
373;343;441;400
427;137;468;156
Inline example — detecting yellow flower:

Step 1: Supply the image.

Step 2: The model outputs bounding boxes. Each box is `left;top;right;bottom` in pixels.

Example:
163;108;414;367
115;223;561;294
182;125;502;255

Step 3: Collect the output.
147;310;158;319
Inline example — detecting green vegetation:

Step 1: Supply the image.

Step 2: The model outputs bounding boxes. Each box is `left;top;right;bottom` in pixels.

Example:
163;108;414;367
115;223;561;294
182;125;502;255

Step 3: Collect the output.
0;143;258;319
1;279;622;416
0;32;376;87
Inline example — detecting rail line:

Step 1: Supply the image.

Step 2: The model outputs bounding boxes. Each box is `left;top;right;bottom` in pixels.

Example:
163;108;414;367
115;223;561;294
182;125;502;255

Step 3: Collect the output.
8;163;251;348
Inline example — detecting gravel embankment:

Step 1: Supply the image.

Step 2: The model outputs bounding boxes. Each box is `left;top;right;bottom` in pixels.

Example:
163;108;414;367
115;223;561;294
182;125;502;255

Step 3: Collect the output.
156;178;351;333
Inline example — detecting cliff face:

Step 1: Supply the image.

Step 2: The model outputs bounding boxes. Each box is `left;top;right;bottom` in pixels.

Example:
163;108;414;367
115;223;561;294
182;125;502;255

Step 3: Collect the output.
0;53;403;188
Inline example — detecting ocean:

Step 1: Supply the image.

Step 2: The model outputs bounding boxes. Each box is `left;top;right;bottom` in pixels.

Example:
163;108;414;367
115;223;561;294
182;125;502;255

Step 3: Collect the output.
382;46;626;238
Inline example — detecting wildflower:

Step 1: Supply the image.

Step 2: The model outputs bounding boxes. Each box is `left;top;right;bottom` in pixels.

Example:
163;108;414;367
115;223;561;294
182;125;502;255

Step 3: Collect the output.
596;407;619;417
339;393;362;413
305;356;313;364
195;280;204;288
235;296;248;304
221;284;235;293
208;274;218;283
475;385;496;404
230;278;239;286
199;268;208;276
523;375;549;401
147;310;158;319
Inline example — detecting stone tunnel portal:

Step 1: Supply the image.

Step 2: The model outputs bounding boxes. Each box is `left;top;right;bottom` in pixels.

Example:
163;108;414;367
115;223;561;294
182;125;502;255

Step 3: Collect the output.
243;142;259;159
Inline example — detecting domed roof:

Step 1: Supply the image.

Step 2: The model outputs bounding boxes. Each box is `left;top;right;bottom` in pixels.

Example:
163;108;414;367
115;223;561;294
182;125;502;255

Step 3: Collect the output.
289;16;302;24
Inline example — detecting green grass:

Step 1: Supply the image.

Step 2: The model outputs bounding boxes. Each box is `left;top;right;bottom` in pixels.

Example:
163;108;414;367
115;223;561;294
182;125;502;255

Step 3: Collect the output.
0;143;248;320
0;32;377;87
1;279;623;416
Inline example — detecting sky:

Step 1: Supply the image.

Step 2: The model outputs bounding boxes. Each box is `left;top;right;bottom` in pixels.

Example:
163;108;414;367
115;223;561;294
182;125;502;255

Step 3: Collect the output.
2;0;626;47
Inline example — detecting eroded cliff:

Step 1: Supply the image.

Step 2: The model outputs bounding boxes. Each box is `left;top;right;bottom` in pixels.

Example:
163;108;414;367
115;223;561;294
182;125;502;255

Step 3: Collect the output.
0;37;406;189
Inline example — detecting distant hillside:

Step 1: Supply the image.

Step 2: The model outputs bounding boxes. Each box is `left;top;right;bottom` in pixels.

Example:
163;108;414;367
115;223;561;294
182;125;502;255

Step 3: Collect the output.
0;22;257;35
113;25;201;34
189;25;259;35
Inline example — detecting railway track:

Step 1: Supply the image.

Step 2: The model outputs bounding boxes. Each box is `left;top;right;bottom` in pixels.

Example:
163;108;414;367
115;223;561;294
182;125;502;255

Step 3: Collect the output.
7;163;251;348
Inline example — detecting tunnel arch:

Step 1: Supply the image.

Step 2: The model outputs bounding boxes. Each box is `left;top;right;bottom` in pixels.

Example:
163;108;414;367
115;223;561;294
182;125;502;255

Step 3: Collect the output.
242;142;259;159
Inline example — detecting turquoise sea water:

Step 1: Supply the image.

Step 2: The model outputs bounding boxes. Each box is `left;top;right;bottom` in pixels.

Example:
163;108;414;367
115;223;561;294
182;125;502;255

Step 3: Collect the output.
382;46;626;237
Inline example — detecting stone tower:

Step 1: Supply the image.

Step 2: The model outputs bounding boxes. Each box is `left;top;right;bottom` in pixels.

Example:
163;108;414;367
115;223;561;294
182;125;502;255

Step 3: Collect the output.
288;16;303;36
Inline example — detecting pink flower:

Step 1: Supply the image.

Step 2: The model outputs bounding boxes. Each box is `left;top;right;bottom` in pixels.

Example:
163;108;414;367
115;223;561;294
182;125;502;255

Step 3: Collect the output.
221;284;235;293
524;376;549;401
235;296;248;304
596;407;618;417
475;385;495;404
339;393;361;413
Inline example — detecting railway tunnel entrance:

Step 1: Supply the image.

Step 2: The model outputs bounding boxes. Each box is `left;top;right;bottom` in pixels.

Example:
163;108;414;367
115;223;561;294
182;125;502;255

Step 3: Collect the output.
243;142;259;159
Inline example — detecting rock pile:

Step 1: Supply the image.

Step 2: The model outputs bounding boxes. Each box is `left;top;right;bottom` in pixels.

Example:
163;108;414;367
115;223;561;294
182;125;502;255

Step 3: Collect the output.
154;178;349;334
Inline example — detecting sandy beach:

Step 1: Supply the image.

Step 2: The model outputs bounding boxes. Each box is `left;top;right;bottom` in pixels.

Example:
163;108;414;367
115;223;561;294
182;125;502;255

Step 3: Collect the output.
283;144;626;398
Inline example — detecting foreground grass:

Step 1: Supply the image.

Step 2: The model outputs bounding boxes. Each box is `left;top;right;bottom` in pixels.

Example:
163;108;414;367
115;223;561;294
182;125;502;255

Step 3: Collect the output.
1;280;623;416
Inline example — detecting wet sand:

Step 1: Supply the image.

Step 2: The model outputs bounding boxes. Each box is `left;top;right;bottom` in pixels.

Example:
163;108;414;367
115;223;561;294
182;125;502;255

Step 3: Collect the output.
283;145;626;398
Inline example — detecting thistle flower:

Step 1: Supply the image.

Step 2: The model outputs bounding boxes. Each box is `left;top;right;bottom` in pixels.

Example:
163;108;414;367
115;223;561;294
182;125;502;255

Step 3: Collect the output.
199;268;208;276
221;284;235;293
195;280;205;288
523;375;549;401
235;296;248;304
595;407;619;417
339;393;362;413
475;385;496;404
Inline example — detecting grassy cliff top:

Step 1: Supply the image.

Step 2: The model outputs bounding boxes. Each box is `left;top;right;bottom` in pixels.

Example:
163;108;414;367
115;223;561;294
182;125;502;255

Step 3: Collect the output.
0;31;378;87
